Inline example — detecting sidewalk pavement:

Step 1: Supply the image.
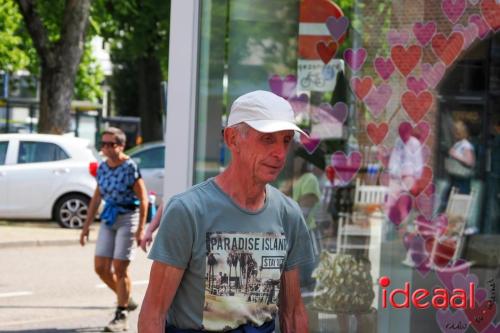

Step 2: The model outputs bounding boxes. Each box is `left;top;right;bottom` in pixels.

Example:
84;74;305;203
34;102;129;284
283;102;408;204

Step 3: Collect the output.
0;221;97;248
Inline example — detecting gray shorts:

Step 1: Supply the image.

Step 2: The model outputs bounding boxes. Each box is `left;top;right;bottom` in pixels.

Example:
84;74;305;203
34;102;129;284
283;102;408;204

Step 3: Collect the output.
95;210;139;261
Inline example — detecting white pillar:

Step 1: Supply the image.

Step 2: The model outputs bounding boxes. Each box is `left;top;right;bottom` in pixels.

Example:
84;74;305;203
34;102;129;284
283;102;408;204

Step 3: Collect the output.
163;0;199;203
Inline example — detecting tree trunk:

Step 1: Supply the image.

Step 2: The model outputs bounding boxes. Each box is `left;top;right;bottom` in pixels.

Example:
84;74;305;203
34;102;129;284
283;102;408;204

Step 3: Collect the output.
38;65;75;133
137;54;164;143
16;0;92;134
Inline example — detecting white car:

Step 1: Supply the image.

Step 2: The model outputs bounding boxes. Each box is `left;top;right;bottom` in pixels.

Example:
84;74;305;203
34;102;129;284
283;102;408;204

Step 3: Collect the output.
127;141;165;204
0;133;100;228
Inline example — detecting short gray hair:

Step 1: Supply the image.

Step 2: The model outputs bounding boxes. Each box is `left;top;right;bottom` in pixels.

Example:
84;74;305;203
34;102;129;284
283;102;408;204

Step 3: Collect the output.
230;122;250;138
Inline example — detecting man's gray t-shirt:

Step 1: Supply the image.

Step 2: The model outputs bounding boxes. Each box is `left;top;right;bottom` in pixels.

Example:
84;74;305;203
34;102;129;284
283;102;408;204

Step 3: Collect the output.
149;178;314;331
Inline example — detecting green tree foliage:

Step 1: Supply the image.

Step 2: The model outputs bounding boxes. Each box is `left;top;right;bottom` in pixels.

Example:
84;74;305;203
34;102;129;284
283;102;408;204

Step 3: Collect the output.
92;0;170;142
0;0;31;71
0;0;103;103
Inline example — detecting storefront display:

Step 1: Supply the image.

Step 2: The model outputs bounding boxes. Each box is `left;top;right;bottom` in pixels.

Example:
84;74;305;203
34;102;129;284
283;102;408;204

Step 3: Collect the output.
174;0;500;331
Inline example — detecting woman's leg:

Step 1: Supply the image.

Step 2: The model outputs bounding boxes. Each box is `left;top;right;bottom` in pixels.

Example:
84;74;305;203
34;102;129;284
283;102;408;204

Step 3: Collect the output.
94;256;117;293
112;259;131;307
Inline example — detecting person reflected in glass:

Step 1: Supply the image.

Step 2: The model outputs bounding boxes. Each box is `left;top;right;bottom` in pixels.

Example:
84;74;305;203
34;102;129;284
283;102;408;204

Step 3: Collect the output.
447;119;475;194
280;145;324;290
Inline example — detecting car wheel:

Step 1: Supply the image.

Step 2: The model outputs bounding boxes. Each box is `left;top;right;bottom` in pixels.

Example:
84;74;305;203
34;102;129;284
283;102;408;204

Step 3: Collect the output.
54;194;90;229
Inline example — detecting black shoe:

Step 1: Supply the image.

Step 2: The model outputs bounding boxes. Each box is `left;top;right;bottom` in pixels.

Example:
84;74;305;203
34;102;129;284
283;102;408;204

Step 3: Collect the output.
104;309;128;332
127;297;138;312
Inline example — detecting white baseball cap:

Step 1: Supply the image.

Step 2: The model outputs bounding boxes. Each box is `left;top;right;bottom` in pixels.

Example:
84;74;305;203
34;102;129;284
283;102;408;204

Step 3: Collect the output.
227;90;308;137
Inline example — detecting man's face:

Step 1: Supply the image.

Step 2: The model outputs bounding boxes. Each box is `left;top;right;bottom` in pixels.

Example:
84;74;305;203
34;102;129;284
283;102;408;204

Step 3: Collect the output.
237;128;294;183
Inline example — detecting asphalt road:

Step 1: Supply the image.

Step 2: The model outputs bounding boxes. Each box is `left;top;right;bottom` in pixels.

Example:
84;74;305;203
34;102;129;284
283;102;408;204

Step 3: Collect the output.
0;242;152;332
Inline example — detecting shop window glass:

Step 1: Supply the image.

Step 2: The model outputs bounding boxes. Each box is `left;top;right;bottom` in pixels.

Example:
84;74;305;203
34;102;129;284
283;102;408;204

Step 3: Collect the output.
194;1;500;331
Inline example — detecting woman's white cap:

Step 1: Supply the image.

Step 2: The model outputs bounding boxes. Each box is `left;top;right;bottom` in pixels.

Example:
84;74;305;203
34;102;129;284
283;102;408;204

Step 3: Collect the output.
227;90;308;137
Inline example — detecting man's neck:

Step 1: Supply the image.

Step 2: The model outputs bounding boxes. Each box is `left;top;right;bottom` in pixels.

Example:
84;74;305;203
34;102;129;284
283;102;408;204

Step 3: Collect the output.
215;165;266;212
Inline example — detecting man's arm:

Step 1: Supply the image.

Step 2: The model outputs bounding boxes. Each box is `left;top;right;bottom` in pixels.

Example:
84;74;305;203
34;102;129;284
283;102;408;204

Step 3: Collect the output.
279;267;308;333
138;261;185;333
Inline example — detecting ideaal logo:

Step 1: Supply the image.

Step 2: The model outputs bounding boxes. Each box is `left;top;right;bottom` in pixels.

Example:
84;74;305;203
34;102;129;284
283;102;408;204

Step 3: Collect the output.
379;276;475;309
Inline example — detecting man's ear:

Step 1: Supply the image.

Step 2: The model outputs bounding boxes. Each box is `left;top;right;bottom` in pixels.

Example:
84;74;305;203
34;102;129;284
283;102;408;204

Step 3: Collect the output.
224;127;239;153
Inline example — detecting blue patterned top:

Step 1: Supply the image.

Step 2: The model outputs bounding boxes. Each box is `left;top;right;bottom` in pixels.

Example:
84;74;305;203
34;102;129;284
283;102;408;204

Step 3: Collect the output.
97;159;141;211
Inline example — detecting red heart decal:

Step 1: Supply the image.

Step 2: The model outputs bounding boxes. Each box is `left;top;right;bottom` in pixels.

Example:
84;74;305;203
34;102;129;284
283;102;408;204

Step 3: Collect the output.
317;41;338;64
401;91;433;123
431;32;464;66
424;236;457;267
465;300;497;333
391;44;422;77
410;166;433;197
481;0;500;32
399;121;431;145
350;76;373;101
367;122;389;145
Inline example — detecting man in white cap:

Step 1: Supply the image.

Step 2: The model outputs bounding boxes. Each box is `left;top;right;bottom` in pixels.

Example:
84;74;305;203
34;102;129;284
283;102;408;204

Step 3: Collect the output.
139;90;314;333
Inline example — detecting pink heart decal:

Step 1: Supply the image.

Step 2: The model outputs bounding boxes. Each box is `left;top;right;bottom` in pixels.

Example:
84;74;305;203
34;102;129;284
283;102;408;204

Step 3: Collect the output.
469;14;492;40
415;214;448;239
300;135;321;154
406;76;428;95
442;0;466;24
387;29;410;46
453;23;479;50
436;309;469;333
408;234;429;266
416;193;436;219
288;93;309;114
421;62;446;89
364;83;392;118
484;323;500;333
425;183;436;196
386;194;413;226
331;151;363;184
344;48;367;71
326;16;349;42
420;143;433;163
320;102;348;123
465;299;496;333
268;74;297;99
436;259;470;291
374;57;395;81
398;121;431;145
413;21;437;47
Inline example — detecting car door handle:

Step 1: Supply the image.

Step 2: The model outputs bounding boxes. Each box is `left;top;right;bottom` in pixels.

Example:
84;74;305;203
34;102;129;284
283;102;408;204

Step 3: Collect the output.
53;168;70;175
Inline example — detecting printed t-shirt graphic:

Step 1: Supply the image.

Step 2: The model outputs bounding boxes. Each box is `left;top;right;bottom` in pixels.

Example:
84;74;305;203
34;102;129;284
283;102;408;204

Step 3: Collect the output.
204;232;287;331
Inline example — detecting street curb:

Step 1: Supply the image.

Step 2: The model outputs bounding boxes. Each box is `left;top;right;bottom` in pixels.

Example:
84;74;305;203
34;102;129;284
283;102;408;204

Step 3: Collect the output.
0;239;96;249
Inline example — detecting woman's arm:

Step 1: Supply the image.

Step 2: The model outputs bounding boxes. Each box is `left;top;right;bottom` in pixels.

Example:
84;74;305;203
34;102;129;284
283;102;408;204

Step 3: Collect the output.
80;187;101;246
140;202;165;252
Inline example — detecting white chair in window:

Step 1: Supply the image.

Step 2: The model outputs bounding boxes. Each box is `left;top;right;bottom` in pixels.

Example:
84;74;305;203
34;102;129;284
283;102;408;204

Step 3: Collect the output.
428;187;476;268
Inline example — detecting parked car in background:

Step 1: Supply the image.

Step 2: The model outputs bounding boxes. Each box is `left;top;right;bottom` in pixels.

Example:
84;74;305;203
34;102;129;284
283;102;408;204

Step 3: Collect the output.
127;141;165;205
0;133;100;228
